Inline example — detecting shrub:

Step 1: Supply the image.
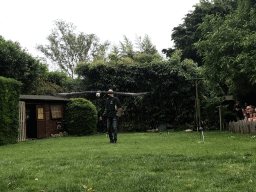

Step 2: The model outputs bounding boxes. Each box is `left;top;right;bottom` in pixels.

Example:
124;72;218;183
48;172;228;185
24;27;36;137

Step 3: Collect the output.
65;98;98;136
0;76;22;145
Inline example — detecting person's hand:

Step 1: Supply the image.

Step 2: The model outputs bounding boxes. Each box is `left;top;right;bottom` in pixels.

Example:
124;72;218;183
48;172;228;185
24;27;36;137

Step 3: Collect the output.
99;117;102;121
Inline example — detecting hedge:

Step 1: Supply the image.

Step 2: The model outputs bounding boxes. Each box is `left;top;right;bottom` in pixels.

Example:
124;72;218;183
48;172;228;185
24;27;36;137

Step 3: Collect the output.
0;76;22;145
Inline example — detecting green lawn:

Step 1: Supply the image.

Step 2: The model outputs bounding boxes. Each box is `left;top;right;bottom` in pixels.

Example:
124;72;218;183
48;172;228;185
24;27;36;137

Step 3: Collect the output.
0;131;256;191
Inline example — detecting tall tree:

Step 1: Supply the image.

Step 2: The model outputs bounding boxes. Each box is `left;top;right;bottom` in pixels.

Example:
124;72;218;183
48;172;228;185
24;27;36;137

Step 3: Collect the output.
195;0;256;103
36;20;110;78
162;0;238;66
135;34;158;55
0;36;48;94
111;34;159;60
91;42;110;62
118;35;135;59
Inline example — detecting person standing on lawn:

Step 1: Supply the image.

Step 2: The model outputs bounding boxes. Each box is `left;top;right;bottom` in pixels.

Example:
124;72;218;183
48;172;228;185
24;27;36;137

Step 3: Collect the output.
99;89;123;143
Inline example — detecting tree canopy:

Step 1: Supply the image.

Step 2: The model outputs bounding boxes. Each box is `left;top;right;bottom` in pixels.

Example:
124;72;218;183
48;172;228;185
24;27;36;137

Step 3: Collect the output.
195;0;256;103
36;20;110;79
0;35;48;94
111;35;159;60
162;0;238;66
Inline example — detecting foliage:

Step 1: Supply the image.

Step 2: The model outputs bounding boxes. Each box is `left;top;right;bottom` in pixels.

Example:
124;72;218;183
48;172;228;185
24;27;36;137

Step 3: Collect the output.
222;110;236;123
119;97;152;132
75;51;197;130
108;53;119;63
201;94;223;128
137;65;195;126
47;71;69;86
46;71;84;93
118;35;135;59
25;71;85;95
133;53;162;64
195;0;256;102
162;0;238;66
0;76;22;145
61;77;84;92
165;50;199;79
26;77;67;95
135;34;158;55
0;36;48;94
111;34;159;60
36;20;110;78
65;98;98;136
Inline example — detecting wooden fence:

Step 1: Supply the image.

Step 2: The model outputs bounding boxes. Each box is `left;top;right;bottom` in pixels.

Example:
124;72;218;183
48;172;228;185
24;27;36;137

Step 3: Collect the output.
18;101;26;142
229;120;256;134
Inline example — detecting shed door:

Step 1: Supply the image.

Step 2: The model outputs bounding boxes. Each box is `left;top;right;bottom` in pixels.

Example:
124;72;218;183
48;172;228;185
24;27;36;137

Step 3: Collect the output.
36;105;46;138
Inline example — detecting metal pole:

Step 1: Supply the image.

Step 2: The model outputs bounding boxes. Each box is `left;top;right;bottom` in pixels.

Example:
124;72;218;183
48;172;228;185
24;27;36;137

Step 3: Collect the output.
219;106;222;131
195;101;198;131
195;79;201;131
186;78;204;132
195;79;198;131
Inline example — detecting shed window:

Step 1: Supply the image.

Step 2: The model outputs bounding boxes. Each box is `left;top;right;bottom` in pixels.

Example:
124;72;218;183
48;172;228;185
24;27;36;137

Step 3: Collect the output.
51;105;62;118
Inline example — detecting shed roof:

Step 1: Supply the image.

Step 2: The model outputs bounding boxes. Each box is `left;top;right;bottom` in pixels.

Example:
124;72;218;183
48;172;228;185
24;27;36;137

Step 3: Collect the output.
20;95;70;101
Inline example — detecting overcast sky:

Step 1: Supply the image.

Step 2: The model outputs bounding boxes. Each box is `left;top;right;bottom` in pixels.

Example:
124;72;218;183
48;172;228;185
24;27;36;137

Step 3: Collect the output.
1;0;200;71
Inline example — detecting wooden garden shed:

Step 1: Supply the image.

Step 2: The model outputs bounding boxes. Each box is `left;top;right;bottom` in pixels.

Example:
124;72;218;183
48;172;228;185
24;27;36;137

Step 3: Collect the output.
19;95;70;140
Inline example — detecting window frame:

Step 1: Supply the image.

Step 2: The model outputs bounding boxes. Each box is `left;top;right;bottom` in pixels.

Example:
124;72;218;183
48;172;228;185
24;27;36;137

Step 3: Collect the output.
51;105;63;119
38;107;44;120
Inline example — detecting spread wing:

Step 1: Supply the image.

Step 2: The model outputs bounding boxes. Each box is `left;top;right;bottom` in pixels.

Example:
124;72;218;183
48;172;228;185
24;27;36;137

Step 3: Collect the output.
56;91;149;97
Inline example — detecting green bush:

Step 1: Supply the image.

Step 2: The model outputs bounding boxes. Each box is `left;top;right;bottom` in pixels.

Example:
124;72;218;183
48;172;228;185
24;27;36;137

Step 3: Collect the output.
0;76;22;145
65;98;98;136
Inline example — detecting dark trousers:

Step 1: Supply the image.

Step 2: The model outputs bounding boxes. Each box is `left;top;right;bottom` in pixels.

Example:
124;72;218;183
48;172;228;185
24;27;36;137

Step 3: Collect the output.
107;116;118;141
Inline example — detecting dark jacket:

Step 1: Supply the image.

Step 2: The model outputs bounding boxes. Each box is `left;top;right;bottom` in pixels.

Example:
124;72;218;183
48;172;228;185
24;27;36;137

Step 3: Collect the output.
101;96;122;117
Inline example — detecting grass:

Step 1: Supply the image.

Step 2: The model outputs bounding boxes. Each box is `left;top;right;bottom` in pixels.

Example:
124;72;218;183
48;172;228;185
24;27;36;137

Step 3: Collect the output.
0;131;256;191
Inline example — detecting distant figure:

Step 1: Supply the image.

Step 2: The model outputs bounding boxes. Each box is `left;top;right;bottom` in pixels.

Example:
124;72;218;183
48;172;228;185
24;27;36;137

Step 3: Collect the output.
99;89;123;143
234;101;243;121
